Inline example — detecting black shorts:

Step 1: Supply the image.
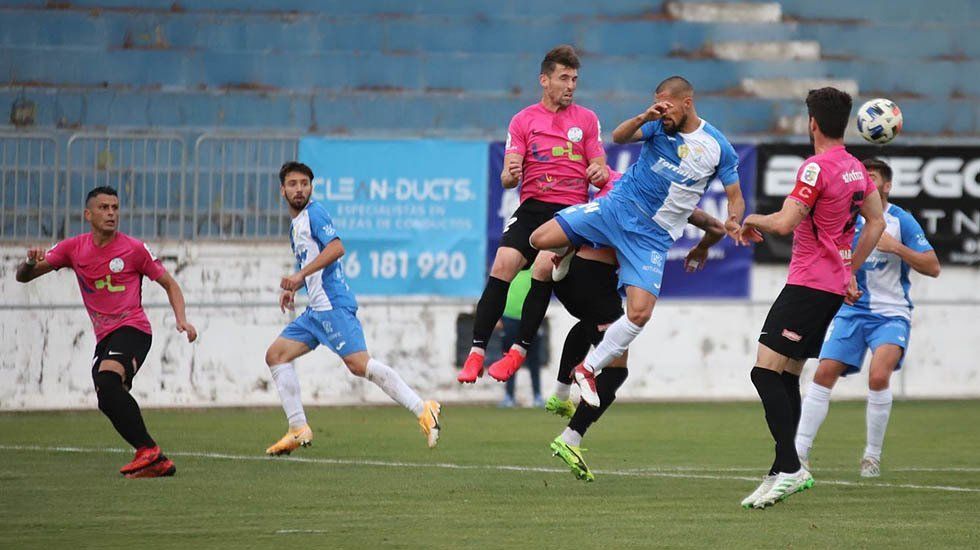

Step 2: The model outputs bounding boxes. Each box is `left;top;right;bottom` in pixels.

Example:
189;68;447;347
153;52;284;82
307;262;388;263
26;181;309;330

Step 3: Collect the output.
553;255;624;326
759;284;844;360
499;198;569;263
92;326;153;388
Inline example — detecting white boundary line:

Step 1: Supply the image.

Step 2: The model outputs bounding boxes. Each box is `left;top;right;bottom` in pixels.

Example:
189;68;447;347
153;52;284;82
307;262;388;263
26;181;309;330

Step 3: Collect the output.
1;444;978;494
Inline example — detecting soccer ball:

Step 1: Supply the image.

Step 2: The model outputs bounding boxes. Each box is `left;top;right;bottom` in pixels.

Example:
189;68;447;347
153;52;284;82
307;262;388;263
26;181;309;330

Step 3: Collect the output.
856;98;903;144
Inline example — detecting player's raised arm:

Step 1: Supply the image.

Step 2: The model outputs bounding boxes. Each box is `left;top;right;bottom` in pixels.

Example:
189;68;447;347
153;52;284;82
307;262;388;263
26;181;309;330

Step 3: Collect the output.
280;238;345;292
611;101;669;144
876;212;941;278
683;209;726;272
850;189;886;273
14;247;56;283
155;272;197;343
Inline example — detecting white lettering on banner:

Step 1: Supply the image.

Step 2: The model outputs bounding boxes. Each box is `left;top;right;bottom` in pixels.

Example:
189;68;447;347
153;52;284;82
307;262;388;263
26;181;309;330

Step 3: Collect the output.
323;177;356;201
920;209;946;234
342;250;468;281
953;211;980;235
319;177;475;202
764;155;805;195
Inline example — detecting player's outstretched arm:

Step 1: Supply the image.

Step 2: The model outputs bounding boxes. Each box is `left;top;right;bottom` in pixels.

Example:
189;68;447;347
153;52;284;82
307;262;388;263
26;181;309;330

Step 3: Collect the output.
850;190;886;273
612;102;669;144
280;238;345;292
15;247;55;283
741;197;809;238
723;181;747;243
155;272;197;342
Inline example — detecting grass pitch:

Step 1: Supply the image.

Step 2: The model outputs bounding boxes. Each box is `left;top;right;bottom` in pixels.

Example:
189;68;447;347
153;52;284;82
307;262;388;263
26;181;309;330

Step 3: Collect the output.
1;400;978;549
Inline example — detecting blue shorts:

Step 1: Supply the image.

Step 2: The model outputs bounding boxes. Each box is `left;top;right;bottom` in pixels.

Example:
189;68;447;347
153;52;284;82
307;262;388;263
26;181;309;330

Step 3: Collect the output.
555;196;673;296
819;308;911;376
279;307;368;358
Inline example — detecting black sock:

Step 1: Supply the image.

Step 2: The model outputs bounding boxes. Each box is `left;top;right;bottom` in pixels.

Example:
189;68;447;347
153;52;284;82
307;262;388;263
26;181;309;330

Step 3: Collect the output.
557;321;595;383
94;371;156;449
515;278;553;350
568;368;628;436
782;371;802;430
750;367;800;475
471;276;510;349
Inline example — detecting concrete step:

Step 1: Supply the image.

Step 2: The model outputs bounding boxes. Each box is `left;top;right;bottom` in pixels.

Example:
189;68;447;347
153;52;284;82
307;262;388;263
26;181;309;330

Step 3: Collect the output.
666;2;781;23
741;77;859;99
708;41;820;61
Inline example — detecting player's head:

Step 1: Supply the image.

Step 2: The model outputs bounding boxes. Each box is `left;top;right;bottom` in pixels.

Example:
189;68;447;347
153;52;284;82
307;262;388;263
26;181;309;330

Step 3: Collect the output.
279;161;314;211
654;76;695;134
863;157;893;202
805;87;852;144
539;45;580;108
84;186;119;233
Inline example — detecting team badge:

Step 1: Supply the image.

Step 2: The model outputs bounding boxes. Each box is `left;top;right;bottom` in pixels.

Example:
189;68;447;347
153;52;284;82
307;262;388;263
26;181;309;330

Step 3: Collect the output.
677;144;690;159
650;251;665;267
109;257;125;273
801;162;821;186
567;127;583;143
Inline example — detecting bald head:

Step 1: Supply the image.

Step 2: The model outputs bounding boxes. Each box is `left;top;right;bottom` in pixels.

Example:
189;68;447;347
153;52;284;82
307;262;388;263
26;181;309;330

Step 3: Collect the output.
655;76;694;99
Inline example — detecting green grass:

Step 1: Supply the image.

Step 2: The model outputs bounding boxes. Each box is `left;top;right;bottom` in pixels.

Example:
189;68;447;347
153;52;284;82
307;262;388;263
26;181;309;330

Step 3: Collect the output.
1;400;979;549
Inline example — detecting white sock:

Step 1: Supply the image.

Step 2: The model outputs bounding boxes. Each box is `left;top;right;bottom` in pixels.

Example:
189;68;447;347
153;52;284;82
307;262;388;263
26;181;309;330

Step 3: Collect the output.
553;382;571;400
561;427;582;447
795;382;833;458
584;317;642;374
865;388;893;460
365;358;425;416
270;363;307;429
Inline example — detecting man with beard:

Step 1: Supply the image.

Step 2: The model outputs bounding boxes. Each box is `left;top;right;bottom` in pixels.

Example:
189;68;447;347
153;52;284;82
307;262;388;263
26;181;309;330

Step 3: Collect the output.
263;162;442;455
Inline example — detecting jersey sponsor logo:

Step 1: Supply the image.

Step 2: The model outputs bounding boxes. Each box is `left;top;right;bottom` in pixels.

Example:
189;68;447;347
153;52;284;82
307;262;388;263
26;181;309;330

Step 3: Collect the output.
94;274;126;293
781;329;803;342
567;127;583;143
842;170;864;183
322;224;336;237
551;141;582;161
800;162;820;186
109;257;124;273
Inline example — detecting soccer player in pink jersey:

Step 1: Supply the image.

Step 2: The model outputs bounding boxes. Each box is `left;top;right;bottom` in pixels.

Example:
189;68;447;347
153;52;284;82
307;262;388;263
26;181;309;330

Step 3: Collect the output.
457;45;609;384
736;88;886;508
15;186;197;479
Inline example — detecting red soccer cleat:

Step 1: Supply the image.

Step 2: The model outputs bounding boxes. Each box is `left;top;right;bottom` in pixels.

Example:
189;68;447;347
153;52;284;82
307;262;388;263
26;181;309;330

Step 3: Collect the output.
119;445;161;475
573;364;601;408
487;348;526;382
124;456;176;479
457;352;486;384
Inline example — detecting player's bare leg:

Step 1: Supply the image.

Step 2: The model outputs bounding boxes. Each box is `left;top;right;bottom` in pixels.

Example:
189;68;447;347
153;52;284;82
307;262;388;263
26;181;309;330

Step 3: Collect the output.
795;359;847;470
265;337;315;456
862;345;901;477
489;251;556;382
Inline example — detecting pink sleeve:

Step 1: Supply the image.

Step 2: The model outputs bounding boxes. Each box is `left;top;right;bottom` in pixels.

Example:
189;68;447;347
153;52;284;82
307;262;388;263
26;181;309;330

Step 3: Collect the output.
865;171;878;198
134;240;166;281
504;114;526;156
788;159;823;208
583;112;605;160
44;237;76;269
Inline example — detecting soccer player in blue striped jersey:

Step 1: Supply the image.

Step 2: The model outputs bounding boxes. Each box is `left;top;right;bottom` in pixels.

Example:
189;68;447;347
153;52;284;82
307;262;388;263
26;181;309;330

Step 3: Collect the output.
795;158;941;477
263;162;441;455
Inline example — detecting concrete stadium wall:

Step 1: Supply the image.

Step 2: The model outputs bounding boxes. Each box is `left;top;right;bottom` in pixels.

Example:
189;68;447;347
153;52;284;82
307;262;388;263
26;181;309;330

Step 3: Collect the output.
1;242;978;410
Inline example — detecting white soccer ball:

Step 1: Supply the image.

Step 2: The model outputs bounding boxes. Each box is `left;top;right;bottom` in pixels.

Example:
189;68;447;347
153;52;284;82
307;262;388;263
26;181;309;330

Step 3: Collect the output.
856;98;903;144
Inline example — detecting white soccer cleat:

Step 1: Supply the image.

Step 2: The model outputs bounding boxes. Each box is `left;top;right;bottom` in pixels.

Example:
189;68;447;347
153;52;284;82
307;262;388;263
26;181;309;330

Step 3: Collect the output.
753;468;814;509
741;474;777;509
860;456;880;478
551;249;576;282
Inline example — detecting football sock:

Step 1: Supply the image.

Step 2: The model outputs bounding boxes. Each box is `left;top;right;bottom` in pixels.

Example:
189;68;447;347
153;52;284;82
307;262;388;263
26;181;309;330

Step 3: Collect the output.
585;317;642;375
795;382;832;459
751;367;801;475
567;367;628;438
561;427;582;447
557;321;594;385
94;370;155;449
515;278;553;349
782;371;802;429
865;388;893;460
471;276;510;350
366;359;425;416
270;363;307;429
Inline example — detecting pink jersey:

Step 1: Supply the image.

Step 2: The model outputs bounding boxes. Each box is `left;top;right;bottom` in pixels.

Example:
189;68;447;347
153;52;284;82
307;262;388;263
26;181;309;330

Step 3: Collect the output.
46;232;166;341
595;169;622;199
786;145;877;295
505;102;606;206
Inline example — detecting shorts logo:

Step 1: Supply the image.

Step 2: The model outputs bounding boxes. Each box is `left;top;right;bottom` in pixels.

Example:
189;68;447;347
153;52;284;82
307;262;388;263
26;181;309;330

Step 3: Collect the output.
782;329;803;342
650;251;665;267
800;162;820;186
109;257;125;273
567;127;583;143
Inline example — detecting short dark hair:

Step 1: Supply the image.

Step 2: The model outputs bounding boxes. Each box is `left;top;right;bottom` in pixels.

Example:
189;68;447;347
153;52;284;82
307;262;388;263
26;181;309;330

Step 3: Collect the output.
863;157;892;182
805;87;852;139
540;45;580;75
85;185;117;205
655;75;694;96
279;161;314;184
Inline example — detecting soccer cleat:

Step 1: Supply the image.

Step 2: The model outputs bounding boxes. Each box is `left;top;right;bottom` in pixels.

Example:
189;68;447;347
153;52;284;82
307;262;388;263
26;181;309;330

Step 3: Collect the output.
741;474;777;509
551;249;576;282
545;395;576;419
487;348;525;382
124;456;176;479
860;456;880;478
119;445;161;474
573;364;600;408
550;436;594;482
265;424;314;456
456;352;485;384
418;400;442;449
752;468;814;509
